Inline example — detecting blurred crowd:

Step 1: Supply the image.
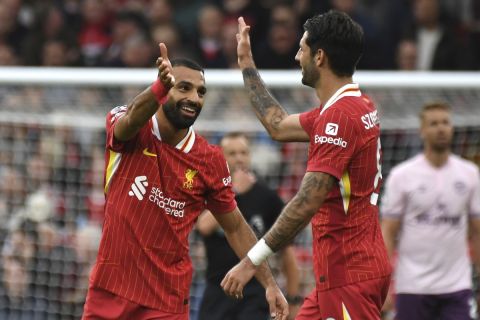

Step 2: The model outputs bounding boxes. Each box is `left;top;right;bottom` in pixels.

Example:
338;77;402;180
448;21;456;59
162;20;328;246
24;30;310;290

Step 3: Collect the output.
0;0;479;70
0;122;104;319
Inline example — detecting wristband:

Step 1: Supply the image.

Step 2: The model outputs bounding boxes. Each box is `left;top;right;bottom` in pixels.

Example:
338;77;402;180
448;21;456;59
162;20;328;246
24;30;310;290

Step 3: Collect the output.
247;238;273;266
151;79;169;105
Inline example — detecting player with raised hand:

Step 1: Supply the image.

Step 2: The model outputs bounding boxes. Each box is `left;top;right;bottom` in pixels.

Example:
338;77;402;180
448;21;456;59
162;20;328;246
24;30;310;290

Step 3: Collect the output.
82;43;288;320
222;11;392;319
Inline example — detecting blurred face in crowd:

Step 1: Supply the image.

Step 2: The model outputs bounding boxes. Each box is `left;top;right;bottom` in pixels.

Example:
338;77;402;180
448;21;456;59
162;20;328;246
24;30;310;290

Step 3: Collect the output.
121;36;153;67
0;44;16;65
149;0;173;25
42;41;68;66
82;0;107;24
295;31;320;88
221;135;251;172
162;66;206;129
420;108;453;152
198;5;224;39
331;0;357;13
268;6;298;54
0;3;15;36
414;0;440;28
397;39;417;70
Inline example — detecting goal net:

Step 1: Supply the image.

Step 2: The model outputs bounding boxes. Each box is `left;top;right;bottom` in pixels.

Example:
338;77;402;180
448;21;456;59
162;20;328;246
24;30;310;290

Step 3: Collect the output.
0;68;478;318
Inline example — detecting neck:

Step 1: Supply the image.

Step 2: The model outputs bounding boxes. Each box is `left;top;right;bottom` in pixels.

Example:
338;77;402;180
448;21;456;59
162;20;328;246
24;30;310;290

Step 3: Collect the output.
316;72;353;106
424;147;450;167
156;110;189;146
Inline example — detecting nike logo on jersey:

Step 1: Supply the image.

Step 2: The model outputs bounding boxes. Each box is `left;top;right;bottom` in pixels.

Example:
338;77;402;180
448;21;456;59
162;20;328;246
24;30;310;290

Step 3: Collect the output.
143;148;157;157
128;175;148;200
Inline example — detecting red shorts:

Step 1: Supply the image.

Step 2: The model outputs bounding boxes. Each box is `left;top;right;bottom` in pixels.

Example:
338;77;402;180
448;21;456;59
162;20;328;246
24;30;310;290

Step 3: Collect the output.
82;286;188;320
296;276;390;320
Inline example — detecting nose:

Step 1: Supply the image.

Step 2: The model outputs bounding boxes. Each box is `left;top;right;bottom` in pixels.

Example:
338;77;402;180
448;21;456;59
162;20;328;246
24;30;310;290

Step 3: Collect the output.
295;48;301;61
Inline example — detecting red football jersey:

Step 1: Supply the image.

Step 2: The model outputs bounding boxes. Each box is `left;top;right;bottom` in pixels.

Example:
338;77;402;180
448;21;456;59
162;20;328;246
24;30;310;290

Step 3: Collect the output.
89;106;237;313
299;84;391;291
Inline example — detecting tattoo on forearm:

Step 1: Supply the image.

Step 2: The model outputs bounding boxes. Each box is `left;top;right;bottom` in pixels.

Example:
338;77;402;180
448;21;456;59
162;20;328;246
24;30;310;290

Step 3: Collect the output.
242;68;288;131
265;173;335;251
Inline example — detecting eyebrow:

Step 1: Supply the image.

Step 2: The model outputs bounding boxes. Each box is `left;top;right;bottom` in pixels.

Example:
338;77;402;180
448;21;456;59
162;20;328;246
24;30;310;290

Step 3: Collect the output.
177;80;207;93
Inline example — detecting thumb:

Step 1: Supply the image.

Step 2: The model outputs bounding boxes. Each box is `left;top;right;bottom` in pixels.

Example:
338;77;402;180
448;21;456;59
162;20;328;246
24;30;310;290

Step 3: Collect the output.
159;43;169;60
242;25;251;37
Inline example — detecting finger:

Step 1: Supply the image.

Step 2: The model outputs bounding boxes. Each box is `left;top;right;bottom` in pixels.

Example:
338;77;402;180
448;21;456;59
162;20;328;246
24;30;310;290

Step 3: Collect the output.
159;42;169;60
280;300;289;320
242;25;251;37
267;297;277;320
238;16;245;31
221;277;236;296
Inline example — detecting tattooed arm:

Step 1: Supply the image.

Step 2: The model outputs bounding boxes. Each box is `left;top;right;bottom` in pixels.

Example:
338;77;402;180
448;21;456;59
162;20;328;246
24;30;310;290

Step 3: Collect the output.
237;17;309;142
221;172;335;302
265;172;335;251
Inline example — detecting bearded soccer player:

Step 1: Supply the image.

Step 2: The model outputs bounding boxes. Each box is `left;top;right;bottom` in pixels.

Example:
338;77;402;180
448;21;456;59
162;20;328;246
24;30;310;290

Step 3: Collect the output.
82;44;288;320
221;11;392;319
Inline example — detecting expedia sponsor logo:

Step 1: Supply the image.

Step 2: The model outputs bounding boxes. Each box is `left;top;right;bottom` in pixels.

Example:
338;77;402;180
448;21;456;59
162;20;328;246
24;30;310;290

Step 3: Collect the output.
149;187;186;218
314;135;348;148
325;122;338;136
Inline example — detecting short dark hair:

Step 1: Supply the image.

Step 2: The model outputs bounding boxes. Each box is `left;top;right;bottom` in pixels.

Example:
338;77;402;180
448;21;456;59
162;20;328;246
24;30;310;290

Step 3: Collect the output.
171;58;204;75
303;10;364;77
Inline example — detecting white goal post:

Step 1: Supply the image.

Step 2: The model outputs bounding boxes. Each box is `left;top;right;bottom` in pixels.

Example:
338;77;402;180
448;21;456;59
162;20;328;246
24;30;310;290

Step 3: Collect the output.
0;68;479;131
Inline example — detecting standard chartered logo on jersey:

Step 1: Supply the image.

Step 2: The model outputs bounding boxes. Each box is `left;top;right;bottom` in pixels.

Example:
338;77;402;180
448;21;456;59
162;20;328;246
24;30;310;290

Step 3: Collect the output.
128;176;186;218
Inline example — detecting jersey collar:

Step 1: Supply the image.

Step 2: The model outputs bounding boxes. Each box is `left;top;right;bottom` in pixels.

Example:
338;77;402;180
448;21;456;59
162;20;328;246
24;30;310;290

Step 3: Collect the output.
320;83;361;115
151;115;196;154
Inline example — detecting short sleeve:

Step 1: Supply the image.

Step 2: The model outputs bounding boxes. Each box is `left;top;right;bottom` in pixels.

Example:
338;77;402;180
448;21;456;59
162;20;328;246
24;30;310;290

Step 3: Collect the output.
380;167;406;219
206;149;237;214
306;109;359;179
469;167;480;218
299;107;320;136
106;105;137;152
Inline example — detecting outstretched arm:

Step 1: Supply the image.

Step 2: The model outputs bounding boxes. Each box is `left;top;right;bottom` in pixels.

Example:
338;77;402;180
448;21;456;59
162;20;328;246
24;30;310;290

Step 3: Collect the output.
221;172;335;303
237;17;308;142
114;43;175;141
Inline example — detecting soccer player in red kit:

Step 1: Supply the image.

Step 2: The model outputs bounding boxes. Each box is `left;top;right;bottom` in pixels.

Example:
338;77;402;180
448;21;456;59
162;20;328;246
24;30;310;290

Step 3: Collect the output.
221;11;392;319
82;44;288;320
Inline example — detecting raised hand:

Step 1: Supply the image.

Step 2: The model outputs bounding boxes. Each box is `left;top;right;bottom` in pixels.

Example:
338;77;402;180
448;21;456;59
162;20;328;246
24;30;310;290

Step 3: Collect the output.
236;17;255;69
156;43;175;89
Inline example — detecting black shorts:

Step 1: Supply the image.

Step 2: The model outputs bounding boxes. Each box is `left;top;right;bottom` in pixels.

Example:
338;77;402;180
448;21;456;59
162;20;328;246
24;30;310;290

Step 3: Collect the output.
198;281;269;320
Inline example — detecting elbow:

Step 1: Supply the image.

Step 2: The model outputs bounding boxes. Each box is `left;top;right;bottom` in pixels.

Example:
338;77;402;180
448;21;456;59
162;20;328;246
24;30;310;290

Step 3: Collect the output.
268;129;286;142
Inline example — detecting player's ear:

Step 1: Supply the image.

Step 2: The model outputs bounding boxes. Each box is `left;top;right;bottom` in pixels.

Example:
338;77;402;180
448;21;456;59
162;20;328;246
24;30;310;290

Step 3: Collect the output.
315;49;326;68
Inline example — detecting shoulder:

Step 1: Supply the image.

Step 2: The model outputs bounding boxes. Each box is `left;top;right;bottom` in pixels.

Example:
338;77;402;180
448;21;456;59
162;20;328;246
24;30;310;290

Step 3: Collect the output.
195;135;223;156
192;135;227;167
450;155;480;175
106;105;128;123
324;96;377;128
389;154;424;178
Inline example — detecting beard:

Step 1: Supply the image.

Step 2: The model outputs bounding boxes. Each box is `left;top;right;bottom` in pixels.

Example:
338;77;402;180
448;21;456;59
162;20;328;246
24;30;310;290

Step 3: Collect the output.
430;140;452;153
162;98;202;129
301;59;319;88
